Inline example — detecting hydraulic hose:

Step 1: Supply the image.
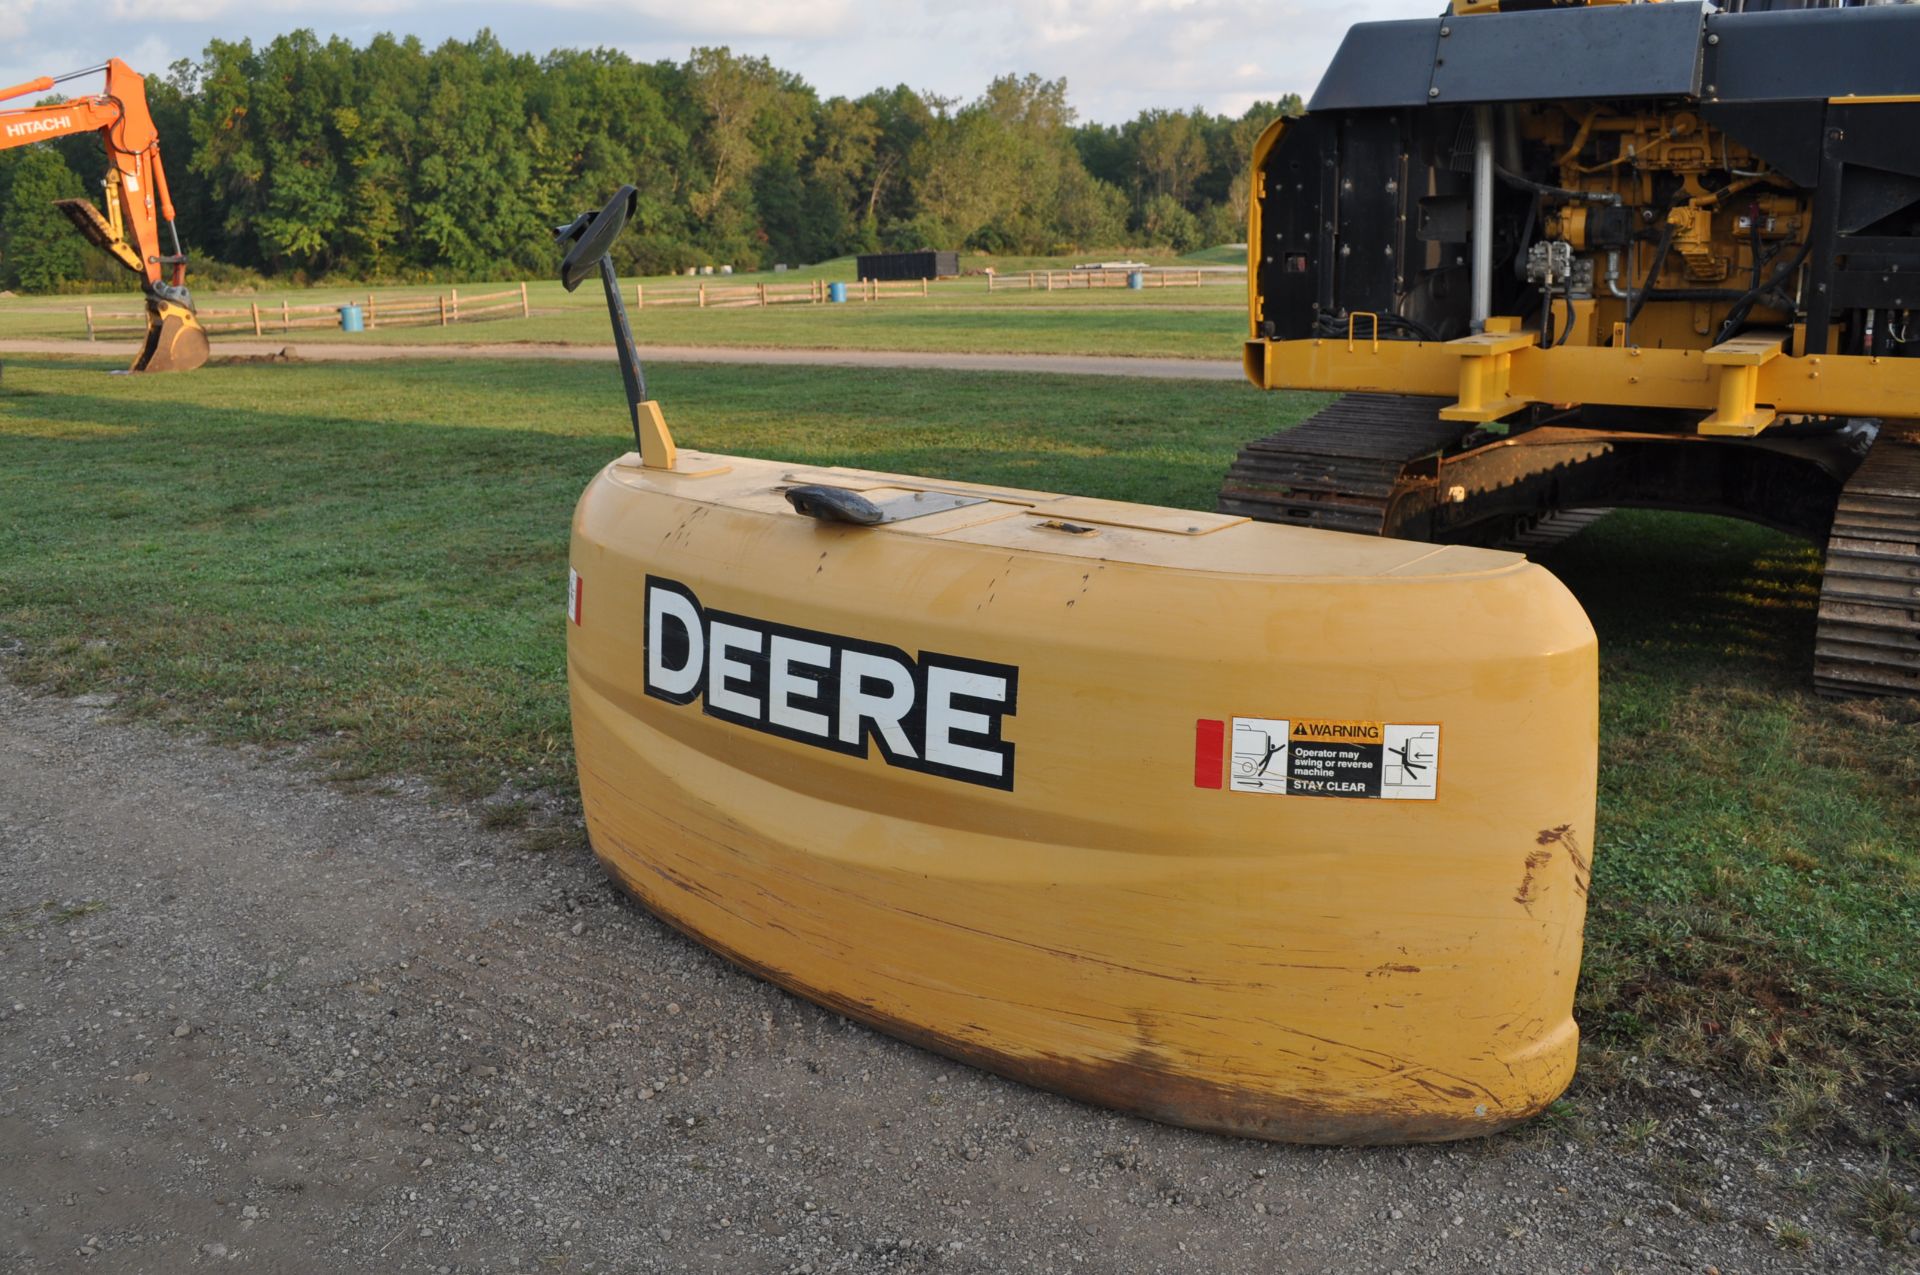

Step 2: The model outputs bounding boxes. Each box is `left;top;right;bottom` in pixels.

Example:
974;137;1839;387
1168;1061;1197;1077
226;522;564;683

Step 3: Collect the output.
1496;165;1621;206
1714;236;1814;344
1624;221;1677;326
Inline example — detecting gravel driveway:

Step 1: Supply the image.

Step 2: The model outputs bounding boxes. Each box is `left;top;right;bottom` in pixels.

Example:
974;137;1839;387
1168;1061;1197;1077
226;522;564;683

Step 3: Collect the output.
0;678;1903;1273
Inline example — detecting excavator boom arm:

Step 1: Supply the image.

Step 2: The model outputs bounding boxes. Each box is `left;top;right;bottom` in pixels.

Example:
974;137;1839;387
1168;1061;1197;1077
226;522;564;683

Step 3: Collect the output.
0;97;123;144
0;59;175;289
0;57;205;371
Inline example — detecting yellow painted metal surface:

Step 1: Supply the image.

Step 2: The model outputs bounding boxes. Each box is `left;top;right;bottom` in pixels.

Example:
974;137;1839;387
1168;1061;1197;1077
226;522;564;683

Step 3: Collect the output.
1245;334;1920;429
130;298;208;375
1246;115;1289;334
568;450;1599;1143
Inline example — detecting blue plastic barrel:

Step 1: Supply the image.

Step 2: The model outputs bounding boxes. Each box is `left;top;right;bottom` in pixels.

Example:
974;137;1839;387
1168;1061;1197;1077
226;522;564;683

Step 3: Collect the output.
828;282;848;304
1127;271;1145;291
339;304;364;333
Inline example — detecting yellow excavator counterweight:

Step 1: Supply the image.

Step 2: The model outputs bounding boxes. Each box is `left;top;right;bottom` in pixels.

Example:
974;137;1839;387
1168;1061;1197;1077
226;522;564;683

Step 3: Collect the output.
568;445;1599;1143
544;184;1600;1144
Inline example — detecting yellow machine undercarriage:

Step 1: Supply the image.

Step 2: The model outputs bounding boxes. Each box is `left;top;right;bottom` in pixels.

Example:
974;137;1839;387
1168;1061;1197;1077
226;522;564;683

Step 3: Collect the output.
1228;2;1920;697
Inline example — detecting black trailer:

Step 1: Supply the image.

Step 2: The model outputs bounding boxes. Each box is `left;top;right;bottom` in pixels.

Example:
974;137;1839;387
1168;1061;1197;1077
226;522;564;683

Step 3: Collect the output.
856;250;959;282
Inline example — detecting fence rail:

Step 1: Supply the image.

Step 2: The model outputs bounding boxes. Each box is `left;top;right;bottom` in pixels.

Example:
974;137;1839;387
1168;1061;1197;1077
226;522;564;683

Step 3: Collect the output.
81;283;531;340
63;266;1246;340
631;267;1243;309
631;278;935;309
986;267;1238;293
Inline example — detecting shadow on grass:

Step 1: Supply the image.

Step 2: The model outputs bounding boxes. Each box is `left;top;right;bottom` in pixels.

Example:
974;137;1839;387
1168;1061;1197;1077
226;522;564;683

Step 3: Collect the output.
1542;511;1919;1152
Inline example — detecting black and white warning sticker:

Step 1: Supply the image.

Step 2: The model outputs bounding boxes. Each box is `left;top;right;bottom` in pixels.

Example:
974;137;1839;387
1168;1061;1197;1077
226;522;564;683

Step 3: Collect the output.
1227;717;1439;800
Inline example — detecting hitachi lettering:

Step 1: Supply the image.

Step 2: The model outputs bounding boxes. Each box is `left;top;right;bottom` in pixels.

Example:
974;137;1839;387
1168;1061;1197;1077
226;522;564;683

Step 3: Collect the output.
643;576;1018;790
5;115;71;138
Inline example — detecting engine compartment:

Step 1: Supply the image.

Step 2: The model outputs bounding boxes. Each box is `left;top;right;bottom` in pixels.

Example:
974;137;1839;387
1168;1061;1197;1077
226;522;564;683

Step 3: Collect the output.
1252;3;1920;364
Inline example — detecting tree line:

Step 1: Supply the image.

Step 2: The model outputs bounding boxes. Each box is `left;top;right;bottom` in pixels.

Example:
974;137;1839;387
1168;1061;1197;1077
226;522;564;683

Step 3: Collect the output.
0;31;1300;290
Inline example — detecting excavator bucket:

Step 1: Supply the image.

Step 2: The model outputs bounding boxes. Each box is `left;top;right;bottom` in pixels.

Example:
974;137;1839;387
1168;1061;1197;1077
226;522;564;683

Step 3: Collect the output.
131;296;209;374
567;449;1601;1143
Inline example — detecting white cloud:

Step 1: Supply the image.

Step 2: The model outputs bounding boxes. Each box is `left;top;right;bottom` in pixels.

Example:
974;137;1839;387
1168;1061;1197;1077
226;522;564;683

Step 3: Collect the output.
0;0;1443;122
0;1;36;43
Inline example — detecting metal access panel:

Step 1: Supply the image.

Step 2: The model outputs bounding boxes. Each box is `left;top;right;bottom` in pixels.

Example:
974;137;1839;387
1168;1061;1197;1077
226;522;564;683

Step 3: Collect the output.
1256;115;1338;339
1332;114;1411;319
1309;20;1442;112
1705;5;1920;104
1428;3;1706;104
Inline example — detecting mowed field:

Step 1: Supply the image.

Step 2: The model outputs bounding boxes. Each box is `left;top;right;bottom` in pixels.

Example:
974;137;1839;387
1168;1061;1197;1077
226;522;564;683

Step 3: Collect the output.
1;352;1917;1208
0;251;1250;358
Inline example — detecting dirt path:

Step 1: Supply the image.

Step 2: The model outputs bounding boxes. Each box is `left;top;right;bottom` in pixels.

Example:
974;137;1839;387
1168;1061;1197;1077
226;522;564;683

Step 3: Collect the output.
0;678;1899;1273
0;338;1244;381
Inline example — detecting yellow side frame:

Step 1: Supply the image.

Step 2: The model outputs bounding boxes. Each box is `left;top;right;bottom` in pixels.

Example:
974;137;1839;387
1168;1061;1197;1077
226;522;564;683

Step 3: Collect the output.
1245;331;1920;436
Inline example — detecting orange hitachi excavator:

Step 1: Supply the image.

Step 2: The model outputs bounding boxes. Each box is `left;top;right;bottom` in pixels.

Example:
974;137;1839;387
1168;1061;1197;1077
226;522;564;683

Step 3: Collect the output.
0;57;207;372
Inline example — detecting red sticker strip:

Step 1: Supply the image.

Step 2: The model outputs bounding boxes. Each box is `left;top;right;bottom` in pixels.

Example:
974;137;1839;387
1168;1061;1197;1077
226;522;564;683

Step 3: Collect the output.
1194;718;1225;789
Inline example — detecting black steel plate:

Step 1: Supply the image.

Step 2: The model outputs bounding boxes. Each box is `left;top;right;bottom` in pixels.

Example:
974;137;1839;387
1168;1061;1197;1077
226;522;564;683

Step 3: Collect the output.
1428;3;1705;105
1309;19;1443;112
1706;6;1920;104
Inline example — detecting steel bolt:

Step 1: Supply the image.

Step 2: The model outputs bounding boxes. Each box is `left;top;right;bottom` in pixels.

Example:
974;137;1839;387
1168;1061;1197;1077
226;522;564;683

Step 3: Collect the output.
1429;87;1441;99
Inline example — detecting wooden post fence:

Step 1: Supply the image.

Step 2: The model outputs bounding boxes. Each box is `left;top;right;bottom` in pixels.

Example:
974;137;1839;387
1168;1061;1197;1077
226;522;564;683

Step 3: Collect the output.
84;305;94;340
251;302;262;336
450;287;459;322
635;282;644;310
439;294;448;326
366;294;377;329
282;300;291;329
759;283;768;307
519;281;530;318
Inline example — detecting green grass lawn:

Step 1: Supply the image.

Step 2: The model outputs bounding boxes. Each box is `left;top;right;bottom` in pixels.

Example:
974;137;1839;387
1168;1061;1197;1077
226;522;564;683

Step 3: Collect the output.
1177;244;1249;266
1;354;1915;1161
338;302;1242;358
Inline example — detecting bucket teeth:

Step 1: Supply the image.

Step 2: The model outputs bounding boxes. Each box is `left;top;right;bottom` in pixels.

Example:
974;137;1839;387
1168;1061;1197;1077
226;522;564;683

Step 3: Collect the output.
52;198;117;252
132;299;210;374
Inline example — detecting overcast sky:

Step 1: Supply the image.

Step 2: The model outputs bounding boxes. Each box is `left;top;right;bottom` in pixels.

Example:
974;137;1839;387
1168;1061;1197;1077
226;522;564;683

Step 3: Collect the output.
2;0;1442;124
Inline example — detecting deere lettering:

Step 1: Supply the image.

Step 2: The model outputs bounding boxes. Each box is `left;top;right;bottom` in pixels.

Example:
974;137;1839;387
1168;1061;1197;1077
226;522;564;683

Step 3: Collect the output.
5;115;71;138
643;576;1018;790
